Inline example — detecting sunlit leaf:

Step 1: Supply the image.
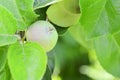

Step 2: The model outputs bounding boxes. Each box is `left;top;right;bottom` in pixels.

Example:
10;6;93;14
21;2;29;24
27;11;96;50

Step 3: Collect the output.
0;0;25;30
0;6;17;34
69;23;93;50
0;46;8;72
79;0;120;39
15;0;38;27
8;42;47;80
0;35;19;47
47;0;80;27
94;33;120;77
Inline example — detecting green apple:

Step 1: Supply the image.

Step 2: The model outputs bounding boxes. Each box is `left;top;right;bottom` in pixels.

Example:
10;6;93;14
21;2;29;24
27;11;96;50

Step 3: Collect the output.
26;21;58;52
46;0;80;27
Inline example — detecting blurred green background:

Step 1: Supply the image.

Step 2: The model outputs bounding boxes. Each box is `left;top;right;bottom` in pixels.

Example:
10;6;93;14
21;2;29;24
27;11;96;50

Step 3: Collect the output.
48;31;117;80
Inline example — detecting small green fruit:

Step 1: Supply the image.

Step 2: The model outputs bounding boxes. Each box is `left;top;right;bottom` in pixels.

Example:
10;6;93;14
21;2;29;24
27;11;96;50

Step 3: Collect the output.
26;21;58;52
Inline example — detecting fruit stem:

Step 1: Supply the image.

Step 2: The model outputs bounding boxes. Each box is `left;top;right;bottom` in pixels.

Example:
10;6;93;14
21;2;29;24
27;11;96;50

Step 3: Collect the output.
21;35;26;42
19;31;26;43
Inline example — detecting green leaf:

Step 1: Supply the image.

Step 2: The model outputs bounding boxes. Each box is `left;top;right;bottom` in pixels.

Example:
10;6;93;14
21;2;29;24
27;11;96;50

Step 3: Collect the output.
0;71;7;80
69;23;93;50
62;0;80;13
47;51;55;73
34;0;61;9
0;46;8;72
8;42;47;80
35;6;49;20
42;66;52;80
0;0;26;30
0;35;19;47
4;64;12;80
0;0;38;30
79;0;120;39
94;34;120;77
0;63;12;80
15;0;37;27
0;6;17;34
46;1;80;27
0;6;18;46
54;32;83;67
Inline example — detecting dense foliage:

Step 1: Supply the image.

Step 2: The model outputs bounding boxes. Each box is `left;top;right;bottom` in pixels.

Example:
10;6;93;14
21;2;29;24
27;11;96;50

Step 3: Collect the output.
0;0;120;80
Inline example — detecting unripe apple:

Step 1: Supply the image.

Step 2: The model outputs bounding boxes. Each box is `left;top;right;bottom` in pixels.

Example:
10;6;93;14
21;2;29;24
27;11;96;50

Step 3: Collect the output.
26;21;58;52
